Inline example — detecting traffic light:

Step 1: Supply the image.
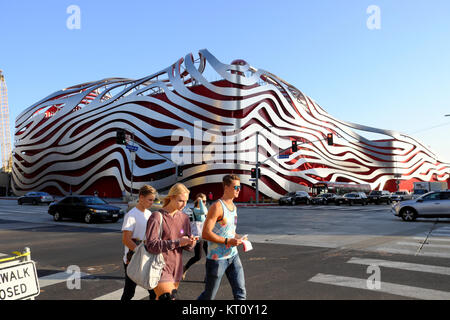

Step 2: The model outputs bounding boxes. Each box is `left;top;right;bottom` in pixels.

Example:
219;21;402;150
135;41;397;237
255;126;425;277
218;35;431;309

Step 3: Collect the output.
292;140;298;152
116;129;126;145
177;166;183;177
327;133;333;146
251;168;256;178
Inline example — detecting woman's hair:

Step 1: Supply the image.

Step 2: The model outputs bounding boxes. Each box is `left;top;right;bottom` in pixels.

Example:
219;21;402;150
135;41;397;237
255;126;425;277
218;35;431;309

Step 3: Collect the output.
139;184;157;198
194;193;206;207
163;183;190;207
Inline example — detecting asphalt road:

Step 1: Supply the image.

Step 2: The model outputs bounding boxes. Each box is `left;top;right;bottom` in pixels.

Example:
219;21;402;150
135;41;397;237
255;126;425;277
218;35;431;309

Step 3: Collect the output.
1;199;450;300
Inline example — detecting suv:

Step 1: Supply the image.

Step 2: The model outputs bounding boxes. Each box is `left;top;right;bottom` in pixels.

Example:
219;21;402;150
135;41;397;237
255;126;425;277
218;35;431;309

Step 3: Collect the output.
336;192;368;206
279;191;311;206
392;190;450;221
390;191;412;202
368;190;391;205
311;193;338;205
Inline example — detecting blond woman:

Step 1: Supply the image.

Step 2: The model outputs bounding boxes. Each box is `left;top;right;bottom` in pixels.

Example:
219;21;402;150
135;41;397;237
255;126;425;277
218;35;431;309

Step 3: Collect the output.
145;183;197;300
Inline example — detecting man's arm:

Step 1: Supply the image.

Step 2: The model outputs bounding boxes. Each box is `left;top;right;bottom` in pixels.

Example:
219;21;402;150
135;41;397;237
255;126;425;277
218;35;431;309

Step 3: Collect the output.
122;230;137;252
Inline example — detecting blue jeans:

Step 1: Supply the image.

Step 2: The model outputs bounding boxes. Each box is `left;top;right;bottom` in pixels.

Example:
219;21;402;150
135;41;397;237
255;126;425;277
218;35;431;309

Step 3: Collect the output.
197;254;246;300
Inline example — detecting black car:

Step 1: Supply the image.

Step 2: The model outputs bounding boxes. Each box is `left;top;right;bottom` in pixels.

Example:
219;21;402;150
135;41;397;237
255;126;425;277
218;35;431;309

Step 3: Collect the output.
368;190;391;204
48;195;124;223
279;191;312;206
18;192;54;205
335;192;368;206
311;193;338;205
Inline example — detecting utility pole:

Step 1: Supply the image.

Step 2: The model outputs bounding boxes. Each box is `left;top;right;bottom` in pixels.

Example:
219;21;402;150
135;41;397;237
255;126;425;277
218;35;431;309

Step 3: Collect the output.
255;132;260;204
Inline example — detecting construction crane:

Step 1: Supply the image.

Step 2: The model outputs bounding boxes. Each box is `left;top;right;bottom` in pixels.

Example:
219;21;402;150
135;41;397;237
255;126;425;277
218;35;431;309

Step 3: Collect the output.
0;70;12;172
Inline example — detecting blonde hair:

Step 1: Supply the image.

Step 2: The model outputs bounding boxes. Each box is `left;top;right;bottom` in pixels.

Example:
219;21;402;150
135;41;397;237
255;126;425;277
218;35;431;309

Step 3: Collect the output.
163;183;190;207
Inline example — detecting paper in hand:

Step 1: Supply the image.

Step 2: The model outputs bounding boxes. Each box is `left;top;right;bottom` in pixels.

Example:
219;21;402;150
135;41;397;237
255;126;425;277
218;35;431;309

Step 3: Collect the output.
242;239;253;252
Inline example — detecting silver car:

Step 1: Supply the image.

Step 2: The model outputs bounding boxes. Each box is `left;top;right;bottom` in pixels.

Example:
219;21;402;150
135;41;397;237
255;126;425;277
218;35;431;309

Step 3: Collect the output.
392;190;450;221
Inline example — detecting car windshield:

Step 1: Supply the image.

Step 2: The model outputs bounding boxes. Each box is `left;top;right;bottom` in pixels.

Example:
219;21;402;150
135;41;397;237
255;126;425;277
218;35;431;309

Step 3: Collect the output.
414;190;427;195
395;192;405;195
370;191;382;195
81;197;108;205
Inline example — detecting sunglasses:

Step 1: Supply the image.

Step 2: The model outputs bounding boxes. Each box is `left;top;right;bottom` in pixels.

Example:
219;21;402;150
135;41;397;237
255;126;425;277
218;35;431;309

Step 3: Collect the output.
234;185;241;191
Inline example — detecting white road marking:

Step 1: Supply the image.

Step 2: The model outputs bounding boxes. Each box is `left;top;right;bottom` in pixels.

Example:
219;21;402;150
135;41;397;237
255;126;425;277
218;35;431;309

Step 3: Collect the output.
309;273;450;300
347;258;450;276
39;271;90;288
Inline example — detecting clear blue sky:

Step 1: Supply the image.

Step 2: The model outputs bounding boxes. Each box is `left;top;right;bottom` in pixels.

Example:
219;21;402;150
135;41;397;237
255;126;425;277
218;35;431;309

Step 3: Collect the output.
1;0;449;160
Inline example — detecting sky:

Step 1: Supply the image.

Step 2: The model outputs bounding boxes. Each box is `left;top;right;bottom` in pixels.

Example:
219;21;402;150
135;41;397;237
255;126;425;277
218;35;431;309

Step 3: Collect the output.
1;0;449;161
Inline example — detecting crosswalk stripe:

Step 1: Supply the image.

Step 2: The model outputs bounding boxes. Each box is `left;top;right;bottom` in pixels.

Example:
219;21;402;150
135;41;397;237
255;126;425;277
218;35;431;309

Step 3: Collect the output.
395;241;450;249
375;247;450;258
94;286;150;300
309;273;450;300
414;237;450;242
39;271;90;288
347;258;450;276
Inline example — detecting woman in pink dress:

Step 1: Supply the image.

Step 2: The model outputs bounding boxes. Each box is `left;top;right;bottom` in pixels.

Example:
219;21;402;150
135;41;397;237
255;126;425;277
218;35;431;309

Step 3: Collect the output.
145;183;197;300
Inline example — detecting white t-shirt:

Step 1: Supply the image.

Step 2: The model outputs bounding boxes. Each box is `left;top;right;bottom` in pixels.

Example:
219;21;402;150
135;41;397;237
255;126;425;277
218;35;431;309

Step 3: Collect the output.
121;206;152;264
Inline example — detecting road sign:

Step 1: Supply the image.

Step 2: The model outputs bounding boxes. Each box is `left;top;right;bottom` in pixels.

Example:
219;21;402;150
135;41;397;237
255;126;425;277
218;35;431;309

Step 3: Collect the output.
0;261;40;300
278;154;289;159
126;144;138;152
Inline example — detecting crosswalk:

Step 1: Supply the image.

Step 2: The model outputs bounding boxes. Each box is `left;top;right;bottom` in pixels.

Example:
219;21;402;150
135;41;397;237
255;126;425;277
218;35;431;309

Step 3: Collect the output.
309;257;450;300
368;225;450;258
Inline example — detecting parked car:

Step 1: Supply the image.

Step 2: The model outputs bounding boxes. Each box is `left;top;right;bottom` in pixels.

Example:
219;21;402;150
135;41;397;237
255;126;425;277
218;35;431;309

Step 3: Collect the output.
367;190;391;204
48;195;125;223
311;193;338;205
336;192;368;206
390;191;413;202
392;190;450;221
278;191;311;206
18;192;54;205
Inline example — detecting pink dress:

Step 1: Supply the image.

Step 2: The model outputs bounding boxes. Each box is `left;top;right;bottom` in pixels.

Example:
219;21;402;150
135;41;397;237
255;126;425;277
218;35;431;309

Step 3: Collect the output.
145;209;194;283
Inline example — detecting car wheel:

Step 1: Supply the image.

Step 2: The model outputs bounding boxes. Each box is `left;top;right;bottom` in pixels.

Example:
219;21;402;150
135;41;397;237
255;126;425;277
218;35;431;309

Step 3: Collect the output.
84;213;93;224
53;212;62;222
348;200;353;206
32;200;37;205
291;199;295;206
18;200;22;205
401;208;417;222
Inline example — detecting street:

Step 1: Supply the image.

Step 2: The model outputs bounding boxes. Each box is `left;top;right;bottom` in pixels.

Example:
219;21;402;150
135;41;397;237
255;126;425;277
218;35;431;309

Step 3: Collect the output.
1;199;450;300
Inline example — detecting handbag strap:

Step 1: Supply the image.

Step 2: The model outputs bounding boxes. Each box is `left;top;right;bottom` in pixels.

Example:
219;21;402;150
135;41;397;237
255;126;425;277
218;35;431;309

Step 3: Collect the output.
158;211;163;240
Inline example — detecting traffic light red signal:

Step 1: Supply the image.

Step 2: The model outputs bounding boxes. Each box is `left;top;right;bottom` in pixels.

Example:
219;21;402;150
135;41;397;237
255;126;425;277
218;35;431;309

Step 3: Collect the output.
327;133;333;146
250;168;261;178
292;141;298;152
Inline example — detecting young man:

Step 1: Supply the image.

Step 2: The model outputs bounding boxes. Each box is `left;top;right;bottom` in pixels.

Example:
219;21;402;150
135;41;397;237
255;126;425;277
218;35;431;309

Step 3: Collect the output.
198;174;247;300
121;185;157;300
